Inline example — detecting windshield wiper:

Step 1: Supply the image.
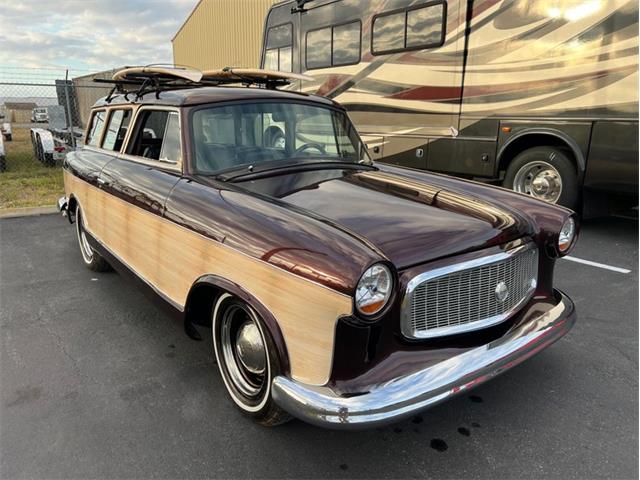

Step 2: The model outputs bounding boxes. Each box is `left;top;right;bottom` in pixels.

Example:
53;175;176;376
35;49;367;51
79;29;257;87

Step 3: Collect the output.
218;160;377;183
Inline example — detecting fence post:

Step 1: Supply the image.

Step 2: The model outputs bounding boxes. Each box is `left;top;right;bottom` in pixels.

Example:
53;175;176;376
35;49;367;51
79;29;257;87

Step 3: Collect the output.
63;69;76;148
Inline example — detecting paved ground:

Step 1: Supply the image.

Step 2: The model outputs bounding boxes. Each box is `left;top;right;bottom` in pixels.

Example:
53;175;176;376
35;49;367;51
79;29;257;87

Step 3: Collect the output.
1;213;637;479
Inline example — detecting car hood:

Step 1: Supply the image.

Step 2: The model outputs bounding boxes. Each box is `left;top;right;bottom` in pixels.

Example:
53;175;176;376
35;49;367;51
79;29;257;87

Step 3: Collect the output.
235;167;534;269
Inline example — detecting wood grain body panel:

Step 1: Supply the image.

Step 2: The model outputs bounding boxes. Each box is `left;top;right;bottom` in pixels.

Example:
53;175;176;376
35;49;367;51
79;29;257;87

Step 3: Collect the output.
64;170;353;385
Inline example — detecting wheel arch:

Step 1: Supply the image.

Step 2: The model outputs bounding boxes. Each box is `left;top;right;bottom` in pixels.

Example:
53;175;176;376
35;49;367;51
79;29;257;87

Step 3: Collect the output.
66;194;78;223
497;129;586;176
184;274;290;376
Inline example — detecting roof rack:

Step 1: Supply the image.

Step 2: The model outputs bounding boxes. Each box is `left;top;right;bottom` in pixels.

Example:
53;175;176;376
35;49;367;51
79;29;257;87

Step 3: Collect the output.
94;65;313;102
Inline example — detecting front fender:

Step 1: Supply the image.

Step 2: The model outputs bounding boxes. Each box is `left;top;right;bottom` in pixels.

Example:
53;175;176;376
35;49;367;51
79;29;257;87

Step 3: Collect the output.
187;274;291;377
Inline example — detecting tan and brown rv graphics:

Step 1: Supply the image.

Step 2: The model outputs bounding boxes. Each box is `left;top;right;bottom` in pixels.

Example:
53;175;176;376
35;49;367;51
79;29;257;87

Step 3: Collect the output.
262;0;638;208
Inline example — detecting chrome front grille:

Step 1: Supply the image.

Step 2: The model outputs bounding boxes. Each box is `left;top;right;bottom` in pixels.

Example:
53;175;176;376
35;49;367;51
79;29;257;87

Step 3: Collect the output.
401;244;539;339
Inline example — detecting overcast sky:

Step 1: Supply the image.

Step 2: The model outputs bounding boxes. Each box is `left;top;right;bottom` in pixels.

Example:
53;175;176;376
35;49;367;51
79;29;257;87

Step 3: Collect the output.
0;0;198;77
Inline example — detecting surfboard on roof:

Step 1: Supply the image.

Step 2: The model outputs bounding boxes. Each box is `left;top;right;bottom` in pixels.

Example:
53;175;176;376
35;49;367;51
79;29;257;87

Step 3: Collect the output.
111;66;312;87
201;68;313;84
113;66;203;83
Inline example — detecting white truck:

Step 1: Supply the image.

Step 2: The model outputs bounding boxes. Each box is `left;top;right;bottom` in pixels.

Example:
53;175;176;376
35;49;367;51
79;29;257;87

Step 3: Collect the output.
31;107;49;123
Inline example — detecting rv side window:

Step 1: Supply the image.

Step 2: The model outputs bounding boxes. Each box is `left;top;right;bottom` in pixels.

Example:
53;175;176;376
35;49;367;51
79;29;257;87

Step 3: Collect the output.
372;1;446;55
333;22;361;66
306;21;361;70
86;110;106;146
306;27;332;69
265;23;293;72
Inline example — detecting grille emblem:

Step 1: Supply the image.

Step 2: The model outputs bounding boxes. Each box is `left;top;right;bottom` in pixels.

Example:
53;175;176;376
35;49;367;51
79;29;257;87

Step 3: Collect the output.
495;281;509;303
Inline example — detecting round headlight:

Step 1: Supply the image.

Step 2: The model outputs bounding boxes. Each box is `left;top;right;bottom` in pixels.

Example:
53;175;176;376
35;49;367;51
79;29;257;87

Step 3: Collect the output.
558;217;576;254
355;264;392;316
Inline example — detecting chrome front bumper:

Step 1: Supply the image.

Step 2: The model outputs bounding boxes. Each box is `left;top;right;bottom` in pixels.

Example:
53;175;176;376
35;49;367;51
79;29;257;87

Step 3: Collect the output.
272;290;575;429
57;195;68;214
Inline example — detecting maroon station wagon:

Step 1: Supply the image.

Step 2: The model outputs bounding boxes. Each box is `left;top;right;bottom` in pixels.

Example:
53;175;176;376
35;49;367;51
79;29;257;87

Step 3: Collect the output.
58;67;577;428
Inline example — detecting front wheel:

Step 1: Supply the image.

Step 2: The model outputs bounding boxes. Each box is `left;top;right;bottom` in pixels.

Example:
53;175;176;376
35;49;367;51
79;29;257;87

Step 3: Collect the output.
503;146;578;210
75;204;111;272
212;293;291;427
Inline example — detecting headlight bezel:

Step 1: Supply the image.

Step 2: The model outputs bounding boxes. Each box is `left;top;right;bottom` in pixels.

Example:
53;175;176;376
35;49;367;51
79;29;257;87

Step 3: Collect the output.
354;263;394;318
557;217;577;255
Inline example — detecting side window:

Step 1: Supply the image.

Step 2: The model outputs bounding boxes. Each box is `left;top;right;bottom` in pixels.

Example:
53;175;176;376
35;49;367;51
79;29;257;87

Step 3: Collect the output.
264;23;293;72
101;109;132;151
159;112;181;163
306;27;331;69
306;21;361;70
86;110;106;146
372;2;446;55
127;110;181;163
333;22;361;66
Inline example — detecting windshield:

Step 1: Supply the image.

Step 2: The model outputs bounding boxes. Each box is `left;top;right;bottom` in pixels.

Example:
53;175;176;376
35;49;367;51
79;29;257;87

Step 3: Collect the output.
191;102;370;175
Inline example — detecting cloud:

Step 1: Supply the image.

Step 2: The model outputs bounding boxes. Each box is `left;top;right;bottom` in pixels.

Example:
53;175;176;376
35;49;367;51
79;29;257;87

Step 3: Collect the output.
0;0;198;73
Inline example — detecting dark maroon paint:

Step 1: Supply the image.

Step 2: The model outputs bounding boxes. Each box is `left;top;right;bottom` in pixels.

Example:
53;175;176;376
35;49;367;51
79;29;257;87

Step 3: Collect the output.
65;86;576;388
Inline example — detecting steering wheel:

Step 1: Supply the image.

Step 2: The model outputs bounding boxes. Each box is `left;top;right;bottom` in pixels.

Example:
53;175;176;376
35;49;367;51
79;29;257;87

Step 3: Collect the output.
294;143;327;156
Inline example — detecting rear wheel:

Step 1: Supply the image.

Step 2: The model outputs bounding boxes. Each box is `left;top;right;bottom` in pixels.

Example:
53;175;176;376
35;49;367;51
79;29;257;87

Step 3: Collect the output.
503;146;579;210
75;204;111;272
212;293;291;426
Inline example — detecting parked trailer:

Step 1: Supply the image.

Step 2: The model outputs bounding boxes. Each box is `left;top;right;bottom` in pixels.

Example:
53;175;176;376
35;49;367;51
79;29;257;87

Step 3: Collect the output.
261;0;639;213
1;122;11;142
30;128;68;167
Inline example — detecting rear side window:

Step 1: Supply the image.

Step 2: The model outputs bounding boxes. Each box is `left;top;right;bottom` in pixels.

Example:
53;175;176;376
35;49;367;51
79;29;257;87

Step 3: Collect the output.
86;110;106;146
372;2;446;55
159;113;181;163
127;110;181;164
102;109;132;151
306;21;361;70
264;23;293;72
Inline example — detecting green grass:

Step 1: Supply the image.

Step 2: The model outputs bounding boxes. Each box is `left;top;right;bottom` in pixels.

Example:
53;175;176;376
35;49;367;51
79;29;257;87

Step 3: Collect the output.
0;128;64;209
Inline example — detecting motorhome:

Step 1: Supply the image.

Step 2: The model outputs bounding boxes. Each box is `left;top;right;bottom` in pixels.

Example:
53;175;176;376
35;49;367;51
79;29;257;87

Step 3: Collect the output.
260;0;638;212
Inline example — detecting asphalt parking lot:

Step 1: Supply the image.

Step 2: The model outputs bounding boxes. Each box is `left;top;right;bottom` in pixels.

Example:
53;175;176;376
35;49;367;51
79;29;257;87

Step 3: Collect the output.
1;213;637;479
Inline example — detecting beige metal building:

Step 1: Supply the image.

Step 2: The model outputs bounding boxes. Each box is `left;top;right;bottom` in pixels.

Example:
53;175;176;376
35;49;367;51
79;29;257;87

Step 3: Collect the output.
72;68;123;127
172;0;278;71
3;102;37;123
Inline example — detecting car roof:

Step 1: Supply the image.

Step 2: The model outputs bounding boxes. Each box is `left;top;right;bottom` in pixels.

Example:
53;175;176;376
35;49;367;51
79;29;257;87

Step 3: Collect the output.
93;86;338;109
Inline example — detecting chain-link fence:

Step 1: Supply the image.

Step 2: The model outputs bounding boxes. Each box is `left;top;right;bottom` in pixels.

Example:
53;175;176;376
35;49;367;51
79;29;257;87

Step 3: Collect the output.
0;66;120;208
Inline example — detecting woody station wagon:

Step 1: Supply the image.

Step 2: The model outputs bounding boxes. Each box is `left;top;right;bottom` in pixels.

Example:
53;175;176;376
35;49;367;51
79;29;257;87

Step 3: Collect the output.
58;67;577;428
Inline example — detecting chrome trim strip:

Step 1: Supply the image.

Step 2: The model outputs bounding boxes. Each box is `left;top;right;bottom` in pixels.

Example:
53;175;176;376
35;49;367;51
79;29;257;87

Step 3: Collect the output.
272;290;575;429
400;242;538;339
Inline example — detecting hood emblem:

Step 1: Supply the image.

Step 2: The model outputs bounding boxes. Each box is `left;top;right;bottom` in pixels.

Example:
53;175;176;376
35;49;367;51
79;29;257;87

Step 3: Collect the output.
495;281;509;303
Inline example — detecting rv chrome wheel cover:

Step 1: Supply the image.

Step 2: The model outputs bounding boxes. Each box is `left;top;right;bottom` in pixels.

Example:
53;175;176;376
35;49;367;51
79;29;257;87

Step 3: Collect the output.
75;208;94;263
220;304;267;398
513;161;562;203
273;135;286;149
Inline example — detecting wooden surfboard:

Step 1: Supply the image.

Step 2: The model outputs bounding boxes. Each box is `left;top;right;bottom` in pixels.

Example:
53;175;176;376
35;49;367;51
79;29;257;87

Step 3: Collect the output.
201;68;313;83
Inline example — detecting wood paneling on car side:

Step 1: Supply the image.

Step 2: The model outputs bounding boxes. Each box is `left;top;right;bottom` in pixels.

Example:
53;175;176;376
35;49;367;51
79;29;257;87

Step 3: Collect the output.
64;170;353;386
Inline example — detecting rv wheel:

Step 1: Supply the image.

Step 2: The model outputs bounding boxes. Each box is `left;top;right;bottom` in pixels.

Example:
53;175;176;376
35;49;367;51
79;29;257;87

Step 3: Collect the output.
504;146;578;211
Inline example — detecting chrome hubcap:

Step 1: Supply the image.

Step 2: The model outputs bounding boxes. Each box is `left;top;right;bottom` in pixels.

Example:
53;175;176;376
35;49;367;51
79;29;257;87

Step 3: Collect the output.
235;322;266;375
513;161;562;203
220;305;267;398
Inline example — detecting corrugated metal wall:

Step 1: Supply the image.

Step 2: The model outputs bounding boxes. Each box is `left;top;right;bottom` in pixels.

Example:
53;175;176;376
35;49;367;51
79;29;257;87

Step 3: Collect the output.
73;68;122;127
172;0;280;71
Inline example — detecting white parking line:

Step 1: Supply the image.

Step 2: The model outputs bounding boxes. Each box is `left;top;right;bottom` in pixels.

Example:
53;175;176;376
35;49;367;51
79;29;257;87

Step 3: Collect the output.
563;256;632;274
